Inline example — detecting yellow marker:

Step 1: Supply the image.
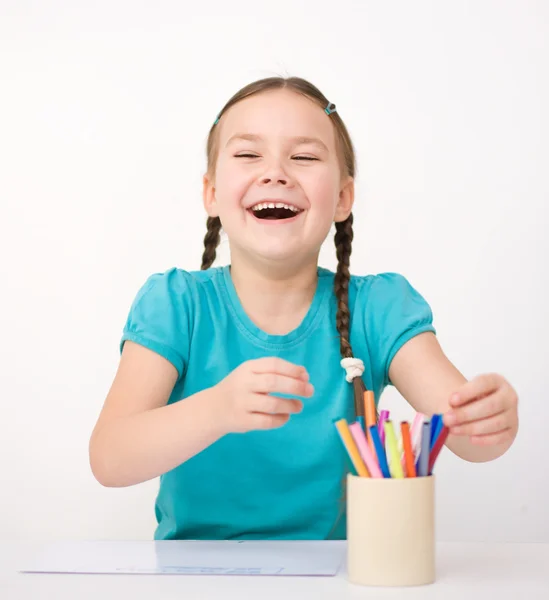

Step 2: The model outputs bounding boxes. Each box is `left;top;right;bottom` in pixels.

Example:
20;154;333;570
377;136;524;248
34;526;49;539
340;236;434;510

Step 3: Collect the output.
384;420;404;478
334;419;370;477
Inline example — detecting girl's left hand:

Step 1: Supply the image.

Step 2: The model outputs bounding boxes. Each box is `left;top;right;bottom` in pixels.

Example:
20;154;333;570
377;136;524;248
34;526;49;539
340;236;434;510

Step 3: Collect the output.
443;373;518;446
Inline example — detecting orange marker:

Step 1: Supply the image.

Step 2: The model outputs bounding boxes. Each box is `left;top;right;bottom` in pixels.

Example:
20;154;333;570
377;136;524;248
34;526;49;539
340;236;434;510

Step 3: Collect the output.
363;391;377;450
401;421;416;477
334;419;370;477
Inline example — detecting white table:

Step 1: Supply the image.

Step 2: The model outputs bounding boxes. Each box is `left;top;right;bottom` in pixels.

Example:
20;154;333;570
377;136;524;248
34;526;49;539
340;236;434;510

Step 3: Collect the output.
2;540;548;599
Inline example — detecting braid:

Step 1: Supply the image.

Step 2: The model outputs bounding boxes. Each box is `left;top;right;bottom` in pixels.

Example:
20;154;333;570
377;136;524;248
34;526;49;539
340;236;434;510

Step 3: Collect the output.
334;214;354;358
334;213;366;418
201;216;222;270
328;211;368;540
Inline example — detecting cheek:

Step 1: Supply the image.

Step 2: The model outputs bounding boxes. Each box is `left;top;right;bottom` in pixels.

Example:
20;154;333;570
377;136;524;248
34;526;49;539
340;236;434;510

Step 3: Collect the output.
303;169;340;209
215;163;249;207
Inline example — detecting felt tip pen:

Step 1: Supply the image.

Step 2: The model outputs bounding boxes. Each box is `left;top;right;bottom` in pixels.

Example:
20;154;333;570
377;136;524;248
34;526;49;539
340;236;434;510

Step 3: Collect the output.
334;418;369;477
378;409;390;444
349;421;383;478
429;424;450;474
369;425;391;478
401;421;417;477
384;420;404;478
417;420;432;477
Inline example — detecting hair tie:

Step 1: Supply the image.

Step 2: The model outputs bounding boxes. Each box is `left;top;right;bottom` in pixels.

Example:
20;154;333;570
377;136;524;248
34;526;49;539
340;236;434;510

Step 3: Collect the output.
340;357;364;382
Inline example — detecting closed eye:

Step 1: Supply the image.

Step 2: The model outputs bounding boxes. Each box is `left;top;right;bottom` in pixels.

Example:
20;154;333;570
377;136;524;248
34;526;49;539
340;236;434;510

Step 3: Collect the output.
234;154;319;161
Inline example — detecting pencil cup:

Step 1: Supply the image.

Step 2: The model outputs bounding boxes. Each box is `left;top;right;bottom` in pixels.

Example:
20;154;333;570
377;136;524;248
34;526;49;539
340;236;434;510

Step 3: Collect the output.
346;473;435;587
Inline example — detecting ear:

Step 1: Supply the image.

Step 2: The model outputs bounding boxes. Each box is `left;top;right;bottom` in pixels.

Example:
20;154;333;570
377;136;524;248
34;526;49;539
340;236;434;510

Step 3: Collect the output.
334;177;355;223
203;173;219;217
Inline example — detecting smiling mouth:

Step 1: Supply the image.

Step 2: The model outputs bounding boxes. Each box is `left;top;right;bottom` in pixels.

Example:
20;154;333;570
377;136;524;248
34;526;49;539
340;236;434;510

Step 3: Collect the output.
248;203;304;220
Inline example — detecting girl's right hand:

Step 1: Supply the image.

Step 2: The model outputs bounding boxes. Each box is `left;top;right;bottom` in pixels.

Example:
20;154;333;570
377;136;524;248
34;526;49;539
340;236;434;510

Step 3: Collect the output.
212;357;314;434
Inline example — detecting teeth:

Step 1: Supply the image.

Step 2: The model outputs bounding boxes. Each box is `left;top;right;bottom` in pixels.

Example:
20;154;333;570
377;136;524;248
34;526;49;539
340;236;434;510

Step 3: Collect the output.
251;203;301;212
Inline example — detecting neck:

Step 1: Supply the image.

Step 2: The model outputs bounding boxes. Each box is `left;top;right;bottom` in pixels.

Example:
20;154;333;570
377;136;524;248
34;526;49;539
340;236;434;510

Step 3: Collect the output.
228;250;320;336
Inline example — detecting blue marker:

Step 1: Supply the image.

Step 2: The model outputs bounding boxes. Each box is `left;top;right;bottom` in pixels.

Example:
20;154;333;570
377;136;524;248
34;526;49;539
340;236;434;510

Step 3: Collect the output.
369;425;390;478
432;414;444;450
417;420;432;476
430;414;441;449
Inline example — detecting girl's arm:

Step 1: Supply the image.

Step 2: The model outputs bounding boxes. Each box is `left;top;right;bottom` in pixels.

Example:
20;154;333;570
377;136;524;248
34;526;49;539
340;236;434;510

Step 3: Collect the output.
89;341;224;487
388;332;518;463
89;342;308;487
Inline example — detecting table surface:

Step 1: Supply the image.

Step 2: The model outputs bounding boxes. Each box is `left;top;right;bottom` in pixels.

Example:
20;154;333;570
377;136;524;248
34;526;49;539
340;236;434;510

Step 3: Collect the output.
2;540;549;599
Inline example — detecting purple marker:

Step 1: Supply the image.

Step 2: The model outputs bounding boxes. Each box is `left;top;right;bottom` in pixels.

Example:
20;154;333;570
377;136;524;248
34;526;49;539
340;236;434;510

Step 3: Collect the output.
378;410;390;444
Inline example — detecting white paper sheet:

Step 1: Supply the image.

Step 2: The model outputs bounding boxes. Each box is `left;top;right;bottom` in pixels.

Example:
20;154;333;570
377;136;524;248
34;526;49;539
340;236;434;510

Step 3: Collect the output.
20;540;345;576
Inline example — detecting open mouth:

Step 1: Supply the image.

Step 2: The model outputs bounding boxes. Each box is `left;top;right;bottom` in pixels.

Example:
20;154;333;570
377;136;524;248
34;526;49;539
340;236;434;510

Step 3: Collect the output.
248;203;303;221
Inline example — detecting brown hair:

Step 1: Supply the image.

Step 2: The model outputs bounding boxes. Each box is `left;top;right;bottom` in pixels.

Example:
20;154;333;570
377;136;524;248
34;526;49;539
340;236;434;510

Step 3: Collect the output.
201;76;366;417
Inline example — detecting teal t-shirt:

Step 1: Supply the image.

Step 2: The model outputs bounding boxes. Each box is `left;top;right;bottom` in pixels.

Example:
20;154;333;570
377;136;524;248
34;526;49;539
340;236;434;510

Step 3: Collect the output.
120;265;435;541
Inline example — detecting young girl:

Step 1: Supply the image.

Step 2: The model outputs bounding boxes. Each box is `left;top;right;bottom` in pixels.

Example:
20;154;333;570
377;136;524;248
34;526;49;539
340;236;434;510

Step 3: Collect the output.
89;76;519;541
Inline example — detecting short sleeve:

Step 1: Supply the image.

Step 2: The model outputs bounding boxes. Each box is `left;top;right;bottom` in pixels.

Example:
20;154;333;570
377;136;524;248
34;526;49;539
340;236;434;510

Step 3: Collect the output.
364;272;436;389
120;268;193;380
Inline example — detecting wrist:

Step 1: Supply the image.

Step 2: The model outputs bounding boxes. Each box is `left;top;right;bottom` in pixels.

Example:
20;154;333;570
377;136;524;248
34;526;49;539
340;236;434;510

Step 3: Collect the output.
198;385;230;439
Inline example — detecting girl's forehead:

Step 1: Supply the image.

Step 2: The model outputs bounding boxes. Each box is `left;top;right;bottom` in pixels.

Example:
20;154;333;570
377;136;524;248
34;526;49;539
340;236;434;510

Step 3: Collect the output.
219;90;336;147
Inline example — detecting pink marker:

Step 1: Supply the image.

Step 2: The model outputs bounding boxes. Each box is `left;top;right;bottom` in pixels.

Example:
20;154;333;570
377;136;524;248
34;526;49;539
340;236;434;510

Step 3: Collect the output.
349;422;383;478
378;410;390;444
410;413;425;461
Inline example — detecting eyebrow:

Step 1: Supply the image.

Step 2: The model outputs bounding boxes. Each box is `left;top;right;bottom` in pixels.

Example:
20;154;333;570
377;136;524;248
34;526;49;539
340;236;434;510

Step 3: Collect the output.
225;133;329;152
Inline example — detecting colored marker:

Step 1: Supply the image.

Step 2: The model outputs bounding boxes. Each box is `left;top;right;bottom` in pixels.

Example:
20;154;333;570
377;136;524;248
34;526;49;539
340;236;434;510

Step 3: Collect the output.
429;424;450;474
369;425;390;478
410;413;425;461
349;422;383;478
384;420;404;478
397;425;407;471
364;391;377;450
398;413;420;469
417;420;432;476
401;421;416;477
378;409;390;444
434;413;444;444
430;414;441;449
363;391;376;426
334;419;369;477
357;415;365;433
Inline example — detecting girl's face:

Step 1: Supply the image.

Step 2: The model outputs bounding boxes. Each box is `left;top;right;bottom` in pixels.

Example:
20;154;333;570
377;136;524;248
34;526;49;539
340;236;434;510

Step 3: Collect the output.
204;89;354;267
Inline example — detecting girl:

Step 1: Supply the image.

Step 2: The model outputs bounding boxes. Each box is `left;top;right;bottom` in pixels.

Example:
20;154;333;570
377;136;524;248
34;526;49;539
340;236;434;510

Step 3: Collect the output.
89;76;519;541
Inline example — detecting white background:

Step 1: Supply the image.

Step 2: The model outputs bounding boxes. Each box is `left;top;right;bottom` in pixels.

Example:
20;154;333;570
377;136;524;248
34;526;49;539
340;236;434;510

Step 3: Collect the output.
1;0;547;543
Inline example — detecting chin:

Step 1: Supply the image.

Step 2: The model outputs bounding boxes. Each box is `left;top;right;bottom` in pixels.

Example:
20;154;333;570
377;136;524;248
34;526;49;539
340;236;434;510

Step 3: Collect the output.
256;243;319;268
256;247;299;263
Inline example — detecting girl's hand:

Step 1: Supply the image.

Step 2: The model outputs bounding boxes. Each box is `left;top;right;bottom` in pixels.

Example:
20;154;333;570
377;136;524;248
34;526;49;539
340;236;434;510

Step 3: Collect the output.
212;357;313;434
443;373;518;446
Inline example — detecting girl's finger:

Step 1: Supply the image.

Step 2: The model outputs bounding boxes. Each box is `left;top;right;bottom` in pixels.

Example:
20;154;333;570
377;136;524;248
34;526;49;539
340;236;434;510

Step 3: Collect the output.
449;373;503;407
251;394;303;415
248;413;291;430
449;411;511;436
251;372;314;398
444;388;507;427
470;428;514;446
249;357;310;381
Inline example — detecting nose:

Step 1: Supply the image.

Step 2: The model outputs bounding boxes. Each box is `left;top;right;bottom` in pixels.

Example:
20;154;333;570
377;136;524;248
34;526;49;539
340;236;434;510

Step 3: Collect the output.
257;162;293;187
260;175;288;185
